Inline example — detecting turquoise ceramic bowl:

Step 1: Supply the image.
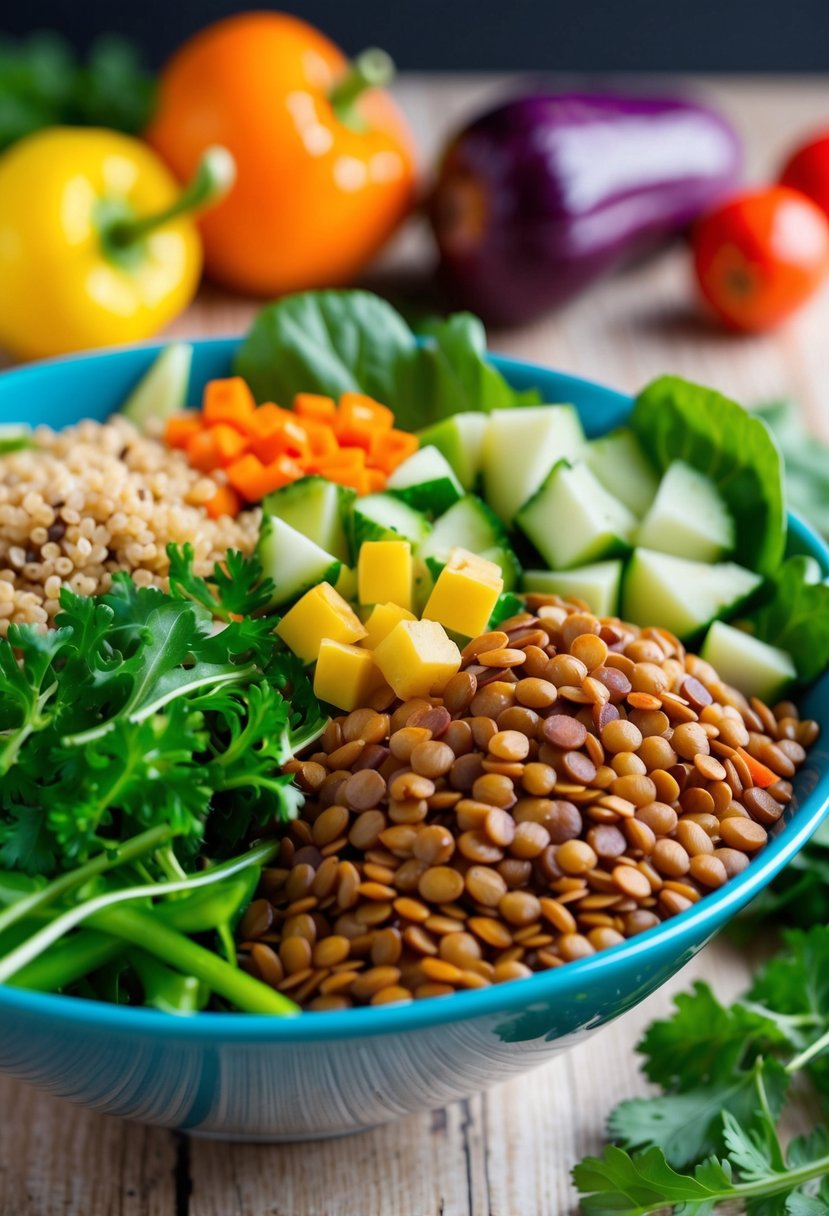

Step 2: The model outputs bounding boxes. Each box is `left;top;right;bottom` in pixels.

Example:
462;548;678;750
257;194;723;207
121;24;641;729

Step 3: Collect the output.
1;340;828;1141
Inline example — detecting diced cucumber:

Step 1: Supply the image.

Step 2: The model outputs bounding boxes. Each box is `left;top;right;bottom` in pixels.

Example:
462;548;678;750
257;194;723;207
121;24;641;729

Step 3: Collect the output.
701;620;796;703
351;494;432;548
522;561;623;617
584;428;660;518
622;548;762;640
262;476;353;564
636;461;735;562
121;343;193;430
417;412;488;490
418;494;508;561
516;461;636;570
482;404;585;523
258;515;341;607
386;446;463;515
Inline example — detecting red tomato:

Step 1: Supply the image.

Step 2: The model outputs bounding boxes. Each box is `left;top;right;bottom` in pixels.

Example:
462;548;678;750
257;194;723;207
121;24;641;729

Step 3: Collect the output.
780;130;829;219
692;186;829;332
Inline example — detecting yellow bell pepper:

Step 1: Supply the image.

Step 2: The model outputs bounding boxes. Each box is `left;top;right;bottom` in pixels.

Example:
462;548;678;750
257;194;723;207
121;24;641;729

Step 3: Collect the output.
0;128;234;361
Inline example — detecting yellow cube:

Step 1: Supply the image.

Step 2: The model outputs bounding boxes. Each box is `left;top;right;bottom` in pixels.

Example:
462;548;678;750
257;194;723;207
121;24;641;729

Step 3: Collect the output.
313;639;378;711
373;619;461;699
422;547;504;638
358;540;413;611
276;582;367;664
362;601;417;649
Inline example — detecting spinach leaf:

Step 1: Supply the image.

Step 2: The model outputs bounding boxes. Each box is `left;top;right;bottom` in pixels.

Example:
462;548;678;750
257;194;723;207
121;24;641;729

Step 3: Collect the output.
233;290;539;433
631;376;786;575
742;556;829;682
755;401;829;540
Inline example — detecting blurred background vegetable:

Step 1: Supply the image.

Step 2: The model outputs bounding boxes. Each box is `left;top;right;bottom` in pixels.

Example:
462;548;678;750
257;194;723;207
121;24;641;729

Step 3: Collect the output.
145;12;416;296
780;128;829;219
429;92;741;327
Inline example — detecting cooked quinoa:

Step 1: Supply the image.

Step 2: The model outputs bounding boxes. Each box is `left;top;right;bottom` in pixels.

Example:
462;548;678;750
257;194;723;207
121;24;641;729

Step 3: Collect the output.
0;415;260;634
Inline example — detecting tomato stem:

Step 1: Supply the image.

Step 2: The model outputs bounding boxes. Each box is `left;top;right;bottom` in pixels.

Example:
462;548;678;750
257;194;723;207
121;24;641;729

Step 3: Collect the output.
109;146;236;248
329;48;394;128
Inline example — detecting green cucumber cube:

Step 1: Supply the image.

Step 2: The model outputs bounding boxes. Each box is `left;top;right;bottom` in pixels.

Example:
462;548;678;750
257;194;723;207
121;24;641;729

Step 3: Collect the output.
700;620;796;703
622;548;762;641
522;561;623;617
258;515;341;607
121;343;193;430
584;427;660;518
386;445;463;515
262;476;353;564
482;404;585;523
417;412;489;490
351;494;432;548
516;461;636;570
636;461;735;562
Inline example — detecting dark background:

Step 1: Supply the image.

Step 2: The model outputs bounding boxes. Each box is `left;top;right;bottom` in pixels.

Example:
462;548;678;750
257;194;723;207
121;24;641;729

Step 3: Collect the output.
5;0;829;71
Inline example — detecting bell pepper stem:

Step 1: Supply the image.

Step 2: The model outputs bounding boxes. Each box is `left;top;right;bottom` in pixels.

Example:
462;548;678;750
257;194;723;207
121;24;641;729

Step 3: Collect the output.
329;48;394;124
109;146;236;247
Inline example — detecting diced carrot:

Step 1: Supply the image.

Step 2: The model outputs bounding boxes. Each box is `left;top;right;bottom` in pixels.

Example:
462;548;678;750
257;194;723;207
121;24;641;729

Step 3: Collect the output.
312;448;367;474
366;468;387;492
293;392;337;421
225;453;273;502
260;454;305;494
186;428;222;473
250;415;312;464
335;392;395;449
247;402;285;439
370;428;419;473
210;423;249;467
301;417;341;460
204;484;242;518
203;377;257;430
323;466;371;494
164;412;203;450
736;746;779;789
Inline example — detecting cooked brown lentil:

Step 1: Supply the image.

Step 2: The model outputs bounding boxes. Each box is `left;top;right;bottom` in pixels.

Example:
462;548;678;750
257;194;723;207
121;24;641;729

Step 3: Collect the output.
0;416;258;633
238;594;819;1010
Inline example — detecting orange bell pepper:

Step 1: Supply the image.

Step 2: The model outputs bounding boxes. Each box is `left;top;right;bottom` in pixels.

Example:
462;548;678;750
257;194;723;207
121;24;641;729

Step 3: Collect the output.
145;14;416;296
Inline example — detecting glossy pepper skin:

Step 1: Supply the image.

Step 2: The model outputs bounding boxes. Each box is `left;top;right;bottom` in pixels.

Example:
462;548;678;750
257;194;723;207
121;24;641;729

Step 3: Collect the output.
0;128;203;362
692;186;829;332
145;12;417;296
780;130;829;220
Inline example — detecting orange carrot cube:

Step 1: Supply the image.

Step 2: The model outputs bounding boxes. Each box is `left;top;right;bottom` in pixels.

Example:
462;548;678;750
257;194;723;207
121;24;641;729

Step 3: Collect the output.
202;377;257;430
293;392;337;421
164;412;203;450
204;484;242;518
370;429;419;473
186;428;222;473
210;423;249;467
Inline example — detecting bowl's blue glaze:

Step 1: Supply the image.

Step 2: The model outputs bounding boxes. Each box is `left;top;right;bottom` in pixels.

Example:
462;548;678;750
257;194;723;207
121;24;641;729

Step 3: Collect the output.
1;340;828;1140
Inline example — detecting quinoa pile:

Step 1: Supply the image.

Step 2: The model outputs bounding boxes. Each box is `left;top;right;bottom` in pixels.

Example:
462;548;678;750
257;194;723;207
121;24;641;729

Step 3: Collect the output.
0;416;259;634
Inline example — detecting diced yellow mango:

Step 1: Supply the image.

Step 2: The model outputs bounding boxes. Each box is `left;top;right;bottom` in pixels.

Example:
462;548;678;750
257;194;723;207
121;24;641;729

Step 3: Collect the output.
334;564;358;602
362;601;417;649
313;639;378;711
422;547;504;638
358;540;413;611
373;618;461;699
276;582;367;664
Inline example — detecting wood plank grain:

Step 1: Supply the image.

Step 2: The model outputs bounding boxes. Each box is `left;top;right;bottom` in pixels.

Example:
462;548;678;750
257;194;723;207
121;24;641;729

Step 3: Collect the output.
1;75;827;1215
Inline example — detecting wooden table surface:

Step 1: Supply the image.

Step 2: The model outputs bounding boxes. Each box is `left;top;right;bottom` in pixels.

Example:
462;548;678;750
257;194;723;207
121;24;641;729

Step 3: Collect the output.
2;74;828;1216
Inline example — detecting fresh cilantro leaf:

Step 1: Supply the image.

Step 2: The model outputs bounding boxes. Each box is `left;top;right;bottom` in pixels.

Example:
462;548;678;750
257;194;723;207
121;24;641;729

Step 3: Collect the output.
0;805;54;875
167;544;275;623
748;928;829;1052
573;1144;734;1216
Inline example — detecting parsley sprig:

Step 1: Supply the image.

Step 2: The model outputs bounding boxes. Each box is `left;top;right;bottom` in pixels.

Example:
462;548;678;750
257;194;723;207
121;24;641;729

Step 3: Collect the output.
574;927;829;1214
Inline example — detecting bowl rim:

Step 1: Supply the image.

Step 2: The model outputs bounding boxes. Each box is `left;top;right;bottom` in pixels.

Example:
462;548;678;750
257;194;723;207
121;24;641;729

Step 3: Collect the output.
1;339;828;1043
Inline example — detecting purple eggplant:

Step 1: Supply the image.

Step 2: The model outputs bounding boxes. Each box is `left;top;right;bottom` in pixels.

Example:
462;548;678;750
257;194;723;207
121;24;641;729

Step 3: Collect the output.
429;92;741;327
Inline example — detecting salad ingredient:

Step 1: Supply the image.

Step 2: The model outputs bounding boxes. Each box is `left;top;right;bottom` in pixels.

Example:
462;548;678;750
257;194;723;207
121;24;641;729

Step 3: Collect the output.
516;461;636;570
635;461;734;563
430;92;741;327
0;131;233;360
0;31;155;151
243;601;818;1011
584;430;660;518
313;639;378;711
386;447;463;515
352;494;432;547
263;477;353;564
0;414;257;635
363;602;417;649
122;343;193;430
234;292;539;434
145;13;416;295
692;185;829;332
780;128;829;219
416;412;489;490
276;582;367;665
754;400;829;539
358;540;413;611
700;621;796;702
482;405;585;524
573;928;829;1216
257;515;341;607
422;548;505;637
521;561;623;617
742;555;829;682
372;618;461;698
631;377;786;575
622;549;762;640
418;495;510;567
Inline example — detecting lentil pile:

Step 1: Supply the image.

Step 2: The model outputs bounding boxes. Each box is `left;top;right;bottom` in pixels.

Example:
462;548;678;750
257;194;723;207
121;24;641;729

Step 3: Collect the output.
238;597;819;1011
0;416;258;634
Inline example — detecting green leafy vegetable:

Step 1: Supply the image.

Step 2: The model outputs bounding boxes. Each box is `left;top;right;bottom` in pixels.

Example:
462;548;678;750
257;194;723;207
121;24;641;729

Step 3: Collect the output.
574;928;829;1214
631;376;786;575
741;557;829;682
234;289;539;433
755;401;829;540
0;31;156;151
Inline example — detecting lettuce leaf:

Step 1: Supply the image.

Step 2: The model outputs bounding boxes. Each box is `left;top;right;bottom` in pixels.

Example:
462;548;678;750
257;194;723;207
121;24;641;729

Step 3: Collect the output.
631;376;786;575
742;556;829;682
